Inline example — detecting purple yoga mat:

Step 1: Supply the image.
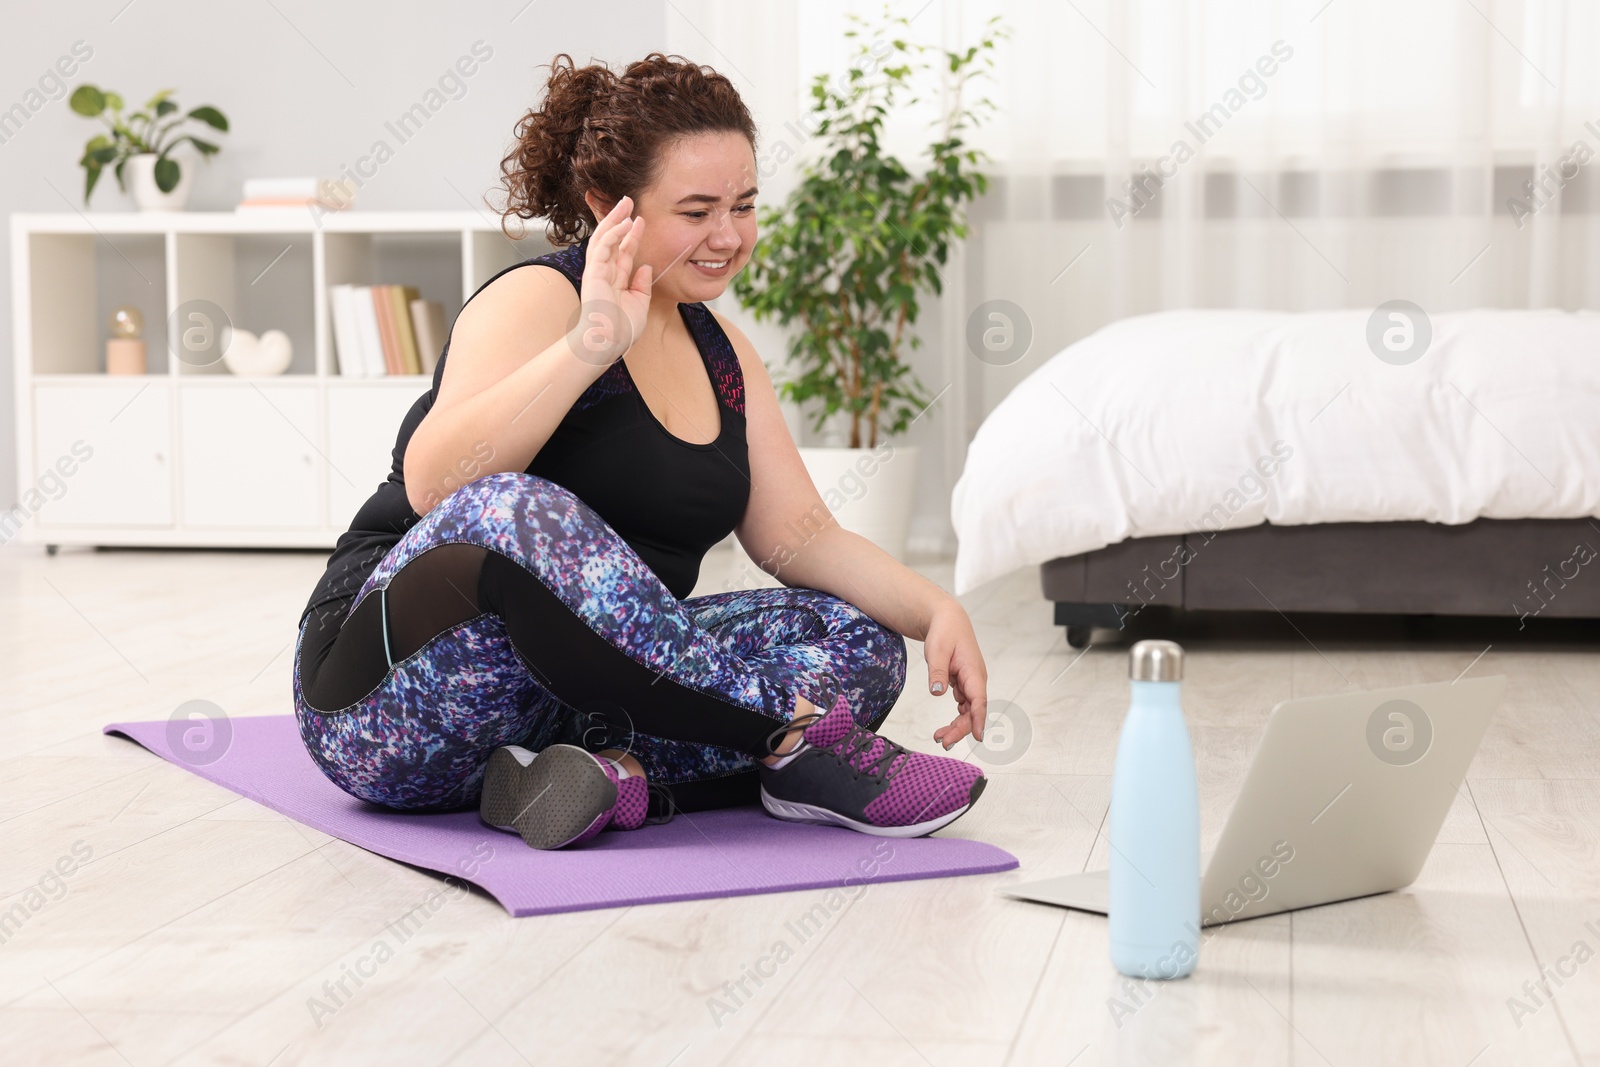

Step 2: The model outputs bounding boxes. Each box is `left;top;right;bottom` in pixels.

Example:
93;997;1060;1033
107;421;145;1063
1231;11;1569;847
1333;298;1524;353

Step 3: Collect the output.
103;715;1017;917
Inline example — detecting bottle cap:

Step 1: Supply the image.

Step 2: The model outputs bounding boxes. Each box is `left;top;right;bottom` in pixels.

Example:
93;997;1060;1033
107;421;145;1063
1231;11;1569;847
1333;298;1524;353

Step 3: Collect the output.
1129;639;1184;681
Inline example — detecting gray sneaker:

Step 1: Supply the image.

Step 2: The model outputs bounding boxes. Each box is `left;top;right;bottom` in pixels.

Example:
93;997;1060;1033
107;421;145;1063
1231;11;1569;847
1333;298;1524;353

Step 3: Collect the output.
479;744;655;849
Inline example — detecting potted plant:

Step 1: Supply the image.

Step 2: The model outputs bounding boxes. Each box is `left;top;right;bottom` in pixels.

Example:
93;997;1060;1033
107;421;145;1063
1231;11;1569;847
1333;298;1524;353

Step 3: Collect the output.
733;6;1005;560
70;85;229;211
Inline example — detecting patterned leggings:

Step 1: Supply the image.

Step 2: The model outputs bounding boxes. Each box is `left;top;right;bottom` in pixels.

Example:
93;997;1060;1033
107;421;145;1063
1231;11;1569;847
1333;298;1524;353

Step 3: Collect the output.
291;471;907;814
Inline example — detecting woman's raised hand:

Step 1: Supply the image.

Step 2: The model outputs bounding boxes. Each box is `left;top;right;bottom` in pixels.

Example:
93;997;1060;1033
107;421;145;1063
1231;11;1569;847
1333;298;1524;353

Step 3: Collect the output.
569;196;652;368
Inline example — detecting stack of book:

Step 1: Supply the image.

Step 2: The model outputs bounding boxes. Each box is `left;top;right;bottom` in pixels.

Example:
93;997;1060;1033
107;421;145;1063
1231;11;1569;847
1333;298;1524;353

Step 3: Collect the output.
328;284;448;377
236;177;358;211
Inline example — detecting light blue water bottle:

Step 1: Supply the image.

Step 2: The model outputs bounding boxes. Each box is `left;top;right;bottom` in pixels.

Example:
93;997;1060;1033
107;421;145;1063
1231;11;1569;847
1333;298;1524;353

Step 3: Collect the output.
1108;639;1200;979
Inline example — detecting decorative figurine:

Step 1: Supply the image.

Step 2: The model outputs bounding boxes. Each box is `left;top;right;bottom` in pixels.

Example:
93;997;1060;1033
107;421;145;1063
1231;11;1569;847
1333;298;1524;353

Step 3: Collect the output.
222;327;293;376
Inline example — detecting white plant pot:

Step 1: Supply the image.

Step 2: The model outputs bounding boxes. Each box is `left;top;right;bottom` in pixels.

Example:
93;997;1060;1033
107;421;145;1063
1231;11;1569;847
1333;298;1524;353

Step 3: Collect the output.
127;152;193;211
797;444;919;561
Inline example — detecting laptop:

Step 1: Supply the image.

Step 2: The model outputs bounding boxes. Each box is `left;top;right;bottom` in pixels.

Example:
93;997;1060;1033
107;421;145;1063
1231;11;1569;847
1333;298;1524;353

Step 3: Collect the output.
1000;674;1507;925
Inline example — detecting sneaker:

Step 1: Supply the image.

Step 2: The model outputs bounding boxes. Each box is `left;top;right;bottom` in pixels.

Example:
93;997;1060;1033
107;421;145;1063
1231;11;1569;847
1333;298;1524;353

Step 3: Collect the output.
757;693;987;837
479;744;654;849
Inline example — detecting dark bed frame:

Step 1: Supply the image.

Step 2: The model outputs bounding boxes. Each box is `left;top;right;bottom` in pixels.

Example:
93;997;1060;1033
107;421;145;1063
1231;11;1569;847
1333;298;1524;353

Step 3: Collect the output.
1041;517;1600;648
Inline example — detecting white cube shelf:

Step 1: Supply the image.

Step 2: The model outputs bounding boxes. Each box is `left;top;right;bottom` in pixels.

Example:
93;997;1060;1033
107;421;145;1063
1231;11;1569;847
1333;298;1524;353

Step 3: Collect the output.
8;210;550;550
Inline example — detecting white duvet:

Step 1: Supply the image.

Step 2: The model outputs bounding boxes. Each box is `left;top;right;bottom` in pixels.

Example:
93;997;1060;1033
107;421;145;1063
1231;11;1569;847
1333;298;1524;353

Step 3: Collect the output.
949;307;1600;596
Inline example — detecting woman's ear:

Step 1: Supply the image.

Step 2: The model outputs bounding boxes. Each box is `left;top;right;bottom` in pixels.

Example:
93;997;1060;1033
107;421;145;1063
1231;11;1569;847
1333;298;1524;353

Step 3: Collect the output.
583;189;616;222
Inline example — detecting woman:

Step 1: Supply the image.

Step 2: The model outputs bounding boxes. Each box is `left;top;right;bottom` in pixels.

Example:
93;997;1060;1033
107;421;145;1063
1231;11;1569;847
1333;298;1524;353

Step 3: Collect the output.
291;52;992;851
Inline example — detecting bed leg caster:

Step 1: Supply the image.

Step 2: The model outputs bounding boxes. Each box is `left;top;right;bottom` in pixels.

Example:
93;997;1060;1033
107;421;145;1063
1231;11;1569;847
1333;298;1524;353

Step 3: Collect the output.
1052;603;1128;650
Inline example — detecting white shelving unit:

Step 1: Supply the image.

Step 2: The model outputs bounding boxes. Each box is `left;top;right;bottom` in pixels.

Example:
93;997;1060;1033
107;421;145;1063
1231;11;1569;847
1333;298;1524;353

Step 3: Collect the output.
9;210;550;551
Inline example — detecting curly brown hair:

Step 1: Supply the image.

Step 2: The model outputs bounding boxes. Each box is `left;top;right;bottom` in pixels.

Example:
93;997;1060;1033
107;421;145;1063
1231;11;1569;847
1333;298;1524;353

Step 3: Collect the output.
498;52;759;247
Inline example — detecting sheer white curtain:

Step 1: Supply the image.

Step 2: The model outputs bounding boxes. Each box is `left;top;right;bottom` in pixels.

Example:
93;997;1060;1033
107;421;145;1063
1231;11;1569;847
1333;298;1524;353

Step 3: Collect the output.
667;0;1600;555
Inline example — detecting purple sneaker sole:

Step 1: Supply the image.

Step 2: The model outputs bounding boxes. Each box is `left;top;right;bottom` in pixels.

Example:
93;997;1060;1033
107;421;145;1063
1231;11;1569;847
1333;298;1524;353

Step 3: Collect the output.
760;776;987;837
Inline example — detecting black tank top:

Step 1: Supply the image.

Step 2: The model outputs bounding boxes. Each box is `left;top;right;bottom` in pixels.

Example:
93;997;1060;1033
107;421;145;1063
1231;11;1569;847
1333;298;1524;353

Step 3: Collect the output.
298;234;751;629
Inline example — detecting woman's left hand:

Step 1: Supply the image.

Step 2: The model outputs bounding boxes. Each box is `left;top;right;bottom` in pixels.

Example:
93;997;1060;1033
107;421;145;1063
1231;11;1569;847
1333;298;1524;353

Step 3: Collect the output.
923;598;989;750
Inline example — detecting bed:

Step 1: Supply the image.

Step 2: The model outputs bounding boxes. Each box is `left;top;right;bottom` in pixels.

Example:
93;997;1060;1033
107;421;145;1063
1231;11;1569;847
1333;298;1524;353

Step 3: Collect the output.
949;307;1600;646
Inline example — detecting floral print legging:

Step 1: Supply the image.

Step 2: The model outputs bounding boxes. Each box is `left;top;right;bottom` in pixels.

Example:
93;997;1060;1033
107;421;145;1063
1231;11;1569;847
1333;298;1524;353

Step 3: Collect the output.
291;471;907;814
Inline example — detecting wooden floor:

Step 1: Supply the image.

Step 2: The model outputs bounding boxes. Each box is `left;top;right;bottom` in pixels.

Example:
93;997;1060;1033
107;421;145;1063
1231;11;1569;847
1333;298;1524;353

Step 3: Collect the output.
3;541;1598;1067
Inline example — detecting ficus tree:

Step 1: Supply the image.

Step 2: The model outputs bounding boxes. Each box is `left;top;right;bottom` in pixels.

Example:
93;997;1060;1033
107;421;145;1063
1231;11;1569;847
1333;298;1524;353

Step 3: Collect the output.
733;6;1006;449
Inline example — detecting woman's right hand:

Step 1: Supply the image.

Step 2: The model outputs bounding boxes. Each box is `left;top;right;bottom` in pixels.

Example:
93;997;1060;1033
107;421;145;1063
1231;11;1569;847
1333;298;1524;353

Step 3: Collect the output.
570;196;652;368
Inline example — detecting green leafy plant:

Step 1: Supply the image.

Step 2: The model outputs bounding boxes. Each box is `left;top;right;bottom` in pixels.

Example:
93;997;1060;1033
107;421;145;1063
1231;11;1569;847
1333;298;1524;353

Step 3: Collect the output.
70;85;229;203
732;6;1006;449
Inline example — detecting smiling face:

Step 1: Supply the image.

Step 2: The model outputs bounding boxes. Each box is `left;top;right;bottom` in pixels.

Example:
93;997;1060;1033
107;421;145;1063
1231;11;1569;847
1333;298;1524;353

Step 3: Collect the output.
584;130;759;304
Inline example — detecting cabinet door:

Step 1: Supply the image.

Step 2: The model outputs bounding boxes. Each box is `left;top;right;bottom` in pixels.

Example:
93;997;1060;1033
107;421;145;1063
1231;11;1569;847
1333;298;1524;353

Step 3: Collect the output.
33;384;173;527
326;387;426;530
179;384;321;528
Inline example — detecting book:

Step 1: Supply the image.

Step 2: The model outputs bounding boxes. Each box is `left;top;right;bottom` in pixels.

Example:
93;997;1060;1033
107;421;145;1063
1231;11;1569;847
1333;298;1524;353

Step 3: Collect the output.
235;200;347;211
351;286;387;377
387;285;423;375
236;177;357;211
327;284;348;375
371;285;401;376
327;284;364;377
243;177;324;198
335;284;440;377
410;299;447;375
